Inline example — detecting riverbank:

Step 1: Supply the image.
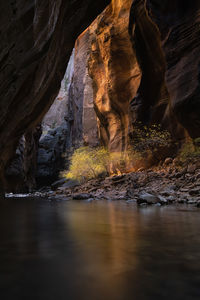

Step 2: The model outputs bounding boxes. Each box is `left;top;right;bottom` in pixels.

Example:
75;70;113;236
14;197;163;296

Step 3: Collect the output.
4;161;200;208
46;161;200;207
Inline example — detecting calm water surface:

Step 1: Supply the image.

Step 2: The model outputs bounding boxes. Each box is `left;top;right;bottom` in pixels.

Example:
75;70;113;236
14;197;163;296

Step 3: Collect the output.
0;198;200;300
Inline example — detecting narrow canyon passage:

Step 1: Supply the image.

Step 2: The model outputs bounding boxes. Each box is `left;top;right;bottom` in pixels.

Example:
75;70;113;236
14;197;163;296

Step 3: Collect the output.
1;0;200;193
0;1;200;299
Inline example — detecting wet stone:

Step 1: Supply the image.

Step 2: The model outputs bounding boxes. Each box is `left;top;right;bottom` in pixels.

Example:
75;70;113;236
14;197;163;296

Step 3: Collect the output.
72;193;93;200
137;193;159;205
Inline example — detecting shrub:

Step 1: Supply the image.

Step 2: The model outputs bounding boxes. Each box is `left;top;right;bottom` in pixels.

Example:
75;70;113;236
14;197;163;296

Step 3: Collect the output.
130;124;171;152
62;145;148;182
62;124;173;182
63;147;110;182
178;138;200;164
129;124;172;163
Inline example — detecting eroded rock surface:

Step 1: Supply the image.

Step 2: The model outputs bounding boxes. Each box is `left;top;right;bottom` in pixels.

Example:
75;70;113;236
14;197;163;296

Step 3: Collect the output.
69;31;99;148
0;0;110;193
5;126;42;192
37;35;100;186
88;0;141;152
129;0;200;139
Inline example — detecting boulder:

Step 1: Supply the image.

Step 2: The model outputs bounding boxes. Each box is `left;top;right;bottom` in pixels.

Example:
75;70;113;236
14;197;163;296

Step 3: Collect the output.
137;192;159;205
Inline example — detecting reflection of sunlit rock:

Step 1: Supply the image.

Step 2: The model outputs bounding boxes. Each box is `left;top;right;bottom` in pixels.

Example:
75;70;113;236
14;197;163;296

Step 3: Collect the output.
60;201;139;294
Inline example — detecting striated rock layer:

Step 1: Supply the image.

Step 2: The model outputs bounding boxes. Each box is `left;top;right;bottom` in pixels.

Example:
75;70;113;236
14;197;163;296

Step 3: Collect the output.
129;0;200;139
0;0;110;193
69;31;99;148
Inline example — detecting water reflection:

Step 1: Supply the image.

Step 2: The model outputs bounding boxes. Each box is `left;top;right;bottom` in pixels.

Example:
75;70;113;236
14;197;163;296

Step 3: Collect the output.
0;199;200;299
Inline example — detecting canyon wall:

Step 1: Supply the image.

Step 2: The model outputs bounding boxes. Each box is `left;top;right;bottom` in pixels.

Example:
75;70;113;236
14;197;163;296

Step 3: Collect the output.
36;54;75;187
0;0;110;193
87;0;200;153
88;0;141;152
36;45;98;186
5;126;42;192
1;0;200;192
69;32;99;148
129;0;200;139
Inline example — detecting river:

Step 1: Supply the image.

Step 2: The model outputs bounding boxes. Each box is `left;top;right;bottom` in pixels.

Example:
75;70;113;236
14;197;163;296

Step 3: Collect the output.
0;198;200;299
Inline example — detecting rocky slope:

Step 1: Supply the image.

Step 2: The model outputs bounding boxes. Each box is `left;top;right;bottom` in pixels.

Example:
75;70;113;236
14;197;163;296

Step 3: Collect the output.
47;159;200;207
0;0;110;194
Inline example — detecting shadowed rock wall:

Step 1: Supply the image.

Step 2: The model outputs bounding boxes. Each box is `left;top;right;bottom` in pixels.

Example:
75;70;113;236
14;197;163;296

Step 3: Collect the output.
37;41;99;186
129;0;200;139
0;0;110;193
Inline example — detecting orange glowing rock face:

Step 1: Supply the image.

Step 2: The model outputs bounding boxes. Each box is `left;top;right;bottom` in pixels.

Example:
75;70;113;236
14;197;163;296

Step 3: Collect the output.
87;0;141;152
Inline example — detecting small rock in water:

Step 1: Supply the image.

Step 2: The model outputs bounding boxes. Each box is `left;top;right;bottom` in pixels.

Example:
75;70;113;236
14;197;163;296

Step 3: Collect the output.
154;203;162;207
137;193;159;205
86;198;95;202
72;193;92;200
166;195;175;203
178;199;187;204
187;199;197;204
158;195;168;205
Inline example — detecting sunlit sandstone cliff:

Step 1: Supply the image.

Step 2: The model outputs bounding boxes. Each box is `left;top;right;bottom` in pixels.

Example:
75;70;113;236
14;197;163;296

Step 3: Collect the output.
88;0;141;152
87;0;200;154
